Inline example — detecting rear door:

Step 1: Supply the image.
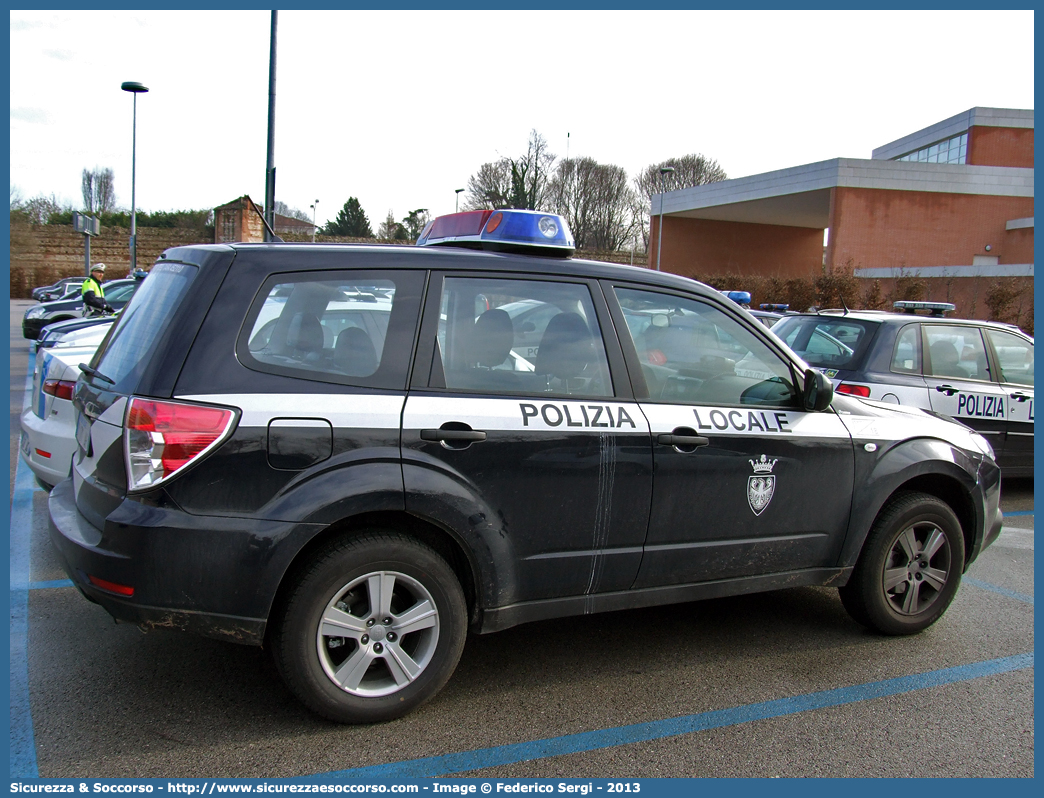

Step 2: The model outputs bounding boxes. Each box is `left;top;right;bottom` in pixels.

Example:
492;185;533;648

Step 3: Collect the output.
983;327;1034;473
402;272;652;604
922;324;1008;452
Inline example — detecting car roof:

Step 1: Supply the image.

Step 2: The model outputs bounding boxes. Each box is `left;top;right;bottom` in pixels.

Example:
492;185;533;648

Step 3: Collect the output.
778;309;1031;337
159;242;726;300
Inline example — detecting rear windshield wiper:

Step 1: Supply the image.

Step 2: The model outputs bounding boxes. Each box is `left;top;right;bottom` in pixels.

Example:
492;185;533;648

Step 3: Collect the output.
79;363;114;385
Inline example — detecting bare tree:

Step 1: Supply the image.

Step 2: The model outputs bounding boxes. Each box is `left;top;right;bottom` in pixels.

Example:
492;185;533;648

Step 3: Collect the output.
81;168;95;213
631;154;728;249
94;168;116;213
81;167;116;214
549;157;634;251
273;200;311;222
464;161;512;210
464;129;556;211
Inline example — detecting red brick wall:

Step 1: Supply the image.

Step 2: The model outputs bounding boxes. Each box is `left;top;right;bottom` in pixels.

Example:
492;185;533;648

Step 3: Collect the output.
967;126;1034;168
1004;226;1034;263
826;188;1034;270
651;216;824;280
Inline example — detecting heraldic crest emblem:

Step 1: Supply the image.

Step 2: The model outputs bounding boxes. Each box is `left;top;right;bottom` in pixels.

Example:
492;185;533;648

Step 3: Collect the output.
747;454;777;516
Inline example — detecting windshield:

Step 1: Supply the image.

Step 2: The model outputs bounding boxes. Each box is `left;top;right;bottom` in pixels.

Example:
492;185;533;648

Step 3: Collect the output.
771;316;878;370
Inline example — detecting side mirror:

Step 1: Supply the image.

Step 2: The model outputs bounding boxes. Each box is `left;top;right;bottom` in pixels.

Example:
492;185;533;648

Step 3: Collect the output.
803;368;834;412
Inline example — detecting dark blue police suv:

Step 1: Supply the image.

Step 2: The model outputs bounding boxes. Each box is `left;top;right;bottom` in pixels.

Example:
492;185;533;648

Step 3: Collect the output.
50;210;1003;723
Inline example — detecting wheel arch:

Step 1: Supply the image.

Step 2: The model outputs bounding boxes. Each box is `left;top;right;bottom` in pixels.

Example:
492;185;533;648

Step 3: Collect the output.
265;510;481;643
839;438;983;572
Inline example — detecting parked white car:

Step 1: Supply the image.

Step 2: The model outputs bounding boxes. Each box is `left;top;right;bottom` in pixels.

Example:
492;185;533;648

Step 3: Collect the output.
20;341;101;488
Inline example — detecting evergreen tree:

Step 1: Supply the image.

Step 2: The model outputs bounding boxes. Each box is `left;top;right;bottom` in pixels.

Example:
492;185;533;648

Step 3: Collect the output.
325;198;373;237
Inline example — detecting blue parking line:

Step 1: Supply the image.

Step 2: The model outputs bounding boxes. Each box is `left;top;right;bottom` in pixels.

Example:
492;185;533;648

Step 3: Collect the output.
965;578;1034;606
27;579;73;590
10;354;40;778
314;653;1033;779
1005;510;1033;516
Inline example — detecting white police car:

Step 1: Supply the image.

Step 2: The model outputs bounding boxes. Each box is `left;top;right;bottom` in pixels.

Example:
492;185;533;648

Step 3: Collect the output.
50;210;1002;724
772;302;1033;477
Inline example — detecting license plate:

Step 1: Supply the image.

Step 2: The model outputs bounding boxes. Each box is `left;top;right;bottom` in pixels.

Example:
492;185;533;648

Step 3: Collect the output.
75;412;93;456
20;432;31;458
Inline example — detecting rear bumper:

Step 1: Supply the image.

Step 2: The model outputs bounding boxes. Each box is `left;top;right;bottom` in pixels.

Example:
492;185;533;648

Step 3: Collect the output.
20;404;77;487
48;478;320;646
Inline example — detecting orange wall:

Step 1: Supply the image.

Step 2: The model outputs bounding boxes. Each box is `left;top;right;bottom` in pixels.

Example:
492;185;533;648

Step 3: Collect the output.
826;188;1034;270
651;216;824;279
968;126;1034;168
1004;226;1034;263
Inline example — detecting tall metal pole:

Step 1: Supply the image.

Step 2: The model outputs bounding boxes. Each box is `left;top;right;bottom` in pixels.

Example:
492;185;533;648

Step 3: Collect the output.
121;82;148;269
264;11;278;241
455;188;464;212
655;166;674;271
311;200;318;243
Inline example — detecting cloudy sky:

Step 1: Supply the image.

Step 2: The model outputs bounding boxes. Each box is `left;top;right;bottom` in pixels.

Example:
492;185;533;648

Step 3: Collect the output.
9;9;1035;229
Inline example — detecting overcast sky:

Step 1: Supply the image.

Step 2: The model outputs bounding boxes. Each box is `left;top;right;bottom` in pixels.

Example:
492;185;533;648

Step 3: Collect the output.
9;9;1035;229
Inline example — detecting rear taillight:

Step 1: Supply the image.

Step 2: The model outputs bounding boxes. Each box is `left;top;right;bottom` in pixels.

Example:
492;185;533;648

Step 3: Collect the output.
836;383;871;398
42;379;76;401
125;397;236;491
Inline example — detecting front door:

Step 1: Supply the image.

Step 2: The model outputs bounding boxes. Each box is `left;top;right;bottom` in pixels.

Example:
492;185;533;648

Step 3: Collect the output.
608;285;855;588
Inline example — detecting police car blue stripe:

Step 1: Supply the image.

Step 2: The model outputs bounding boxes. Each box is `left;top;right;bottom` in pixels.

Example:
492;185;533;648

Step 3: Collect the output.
310;653;1033;779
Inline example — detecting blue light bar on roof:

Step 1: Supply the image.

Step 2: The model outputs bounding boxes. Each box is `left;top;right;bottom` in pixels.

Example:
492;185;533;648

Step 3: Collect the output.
417;209;575;257
719;290;752;306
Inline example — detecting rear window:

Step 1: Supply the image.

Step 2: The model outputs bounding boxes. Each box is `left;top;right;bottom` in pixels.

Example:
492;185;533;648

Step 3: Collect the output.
772;316;877;370
91;263;198;391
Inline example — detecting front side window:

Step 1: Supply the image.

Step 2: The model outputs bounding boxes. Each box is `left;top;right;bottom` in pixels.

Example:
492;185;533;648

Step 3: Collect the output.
244;277;397;382
985;328;1034;386
436;277;612;398
924;325;990;381
615;287;799;407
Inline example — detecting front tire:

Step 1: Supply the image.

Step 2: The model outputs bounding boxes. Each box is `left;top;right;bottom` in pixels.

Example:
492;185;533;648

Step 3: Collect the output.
271;532;467;723
839;492;965;635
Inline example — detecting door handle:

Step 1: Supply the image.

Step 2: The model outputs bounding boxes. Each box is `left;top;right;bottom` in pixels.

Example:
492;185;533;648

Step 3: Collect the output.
657;434;710;447
1011;392;1032;402
935;384;959;396
421;428;487;442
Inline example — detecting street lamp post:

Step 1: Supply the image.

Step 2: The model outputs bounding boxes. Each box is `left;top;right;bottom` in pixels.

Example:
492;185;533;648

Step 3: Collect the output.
121;81;149;271
310;199;318;243
655;166;674;271
455;188;464;213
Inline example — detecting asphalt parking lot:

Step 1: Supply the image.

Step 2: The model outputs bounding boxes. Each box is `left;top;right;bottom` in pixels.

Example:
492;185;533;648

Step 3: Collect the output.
9;298;1034;779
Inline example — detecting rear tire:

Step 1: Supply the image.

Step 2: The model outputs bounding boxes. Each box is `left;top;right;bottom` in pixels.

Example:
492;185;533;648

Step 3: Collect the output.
839;492;964;635
271;531;466;723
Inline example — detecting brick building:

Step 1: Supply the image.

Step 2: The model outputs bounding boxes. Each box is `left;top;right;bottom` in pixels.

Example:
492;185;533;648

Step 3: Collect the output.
650;107;1033;316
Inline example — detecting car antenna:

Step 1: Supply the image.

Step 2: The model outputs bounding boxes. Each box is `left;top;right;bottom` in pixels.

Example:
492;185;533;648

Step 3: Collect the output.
840;295;850;315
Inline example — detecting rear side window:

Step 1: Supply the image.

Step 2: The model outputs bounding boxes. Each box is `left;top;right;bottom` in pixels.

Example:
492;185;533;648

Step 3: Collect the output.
890;324;921;374
435;277;612;398
239;271;422;389
91;263;198;391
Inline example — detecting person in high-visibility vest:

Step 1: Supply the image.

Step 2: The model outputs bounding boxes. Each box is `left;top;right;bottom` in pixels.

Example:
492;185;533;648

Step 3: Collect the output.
81;263;114;315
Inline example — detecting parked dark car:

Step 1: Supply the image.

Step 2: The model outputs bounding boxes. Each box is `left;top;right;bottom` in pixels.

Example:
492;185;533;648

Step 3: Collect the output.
50;211;1002;724
32;276;86;302
22;278;140;340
